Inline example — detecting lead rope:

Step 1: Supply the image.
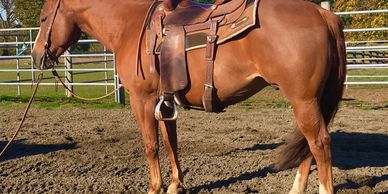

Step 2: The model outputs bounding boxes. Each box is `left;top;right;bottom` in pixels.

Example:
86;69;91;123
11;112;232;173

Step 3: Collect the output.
0;72;43;158
0;69;123;158
51;69;123;101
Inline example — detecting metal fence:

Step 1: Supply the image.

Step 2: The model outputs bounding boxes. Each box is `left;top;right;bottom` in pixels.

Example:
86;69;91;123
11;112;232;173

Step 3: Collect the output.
0;27;125;103
0;9;387;101
335;9;388;85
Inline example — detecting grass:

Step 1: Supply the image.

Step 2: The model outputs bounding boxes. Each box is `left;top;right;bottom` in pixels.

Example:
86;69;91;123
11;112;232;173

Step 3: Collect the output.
0;94;125;109
240;97;291;109
0;59;116;97
346;68;388;89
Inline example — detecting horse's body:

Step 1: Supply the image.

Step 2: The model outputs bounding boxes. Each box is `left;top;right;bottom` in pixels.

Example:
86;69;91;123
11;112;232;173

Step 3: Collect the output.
32;0;346;193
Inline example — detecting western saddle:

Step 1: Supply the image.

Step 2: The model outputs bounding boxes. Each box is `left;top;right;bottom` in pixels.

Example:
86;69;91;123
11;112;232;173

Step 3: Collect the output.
142;0;259;120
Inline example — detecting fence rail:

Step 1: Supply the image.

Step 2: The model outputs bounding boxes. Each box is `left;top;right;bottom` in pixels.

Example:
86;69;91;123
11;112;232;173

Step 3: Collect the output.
335;9;388;15
334;9;387;86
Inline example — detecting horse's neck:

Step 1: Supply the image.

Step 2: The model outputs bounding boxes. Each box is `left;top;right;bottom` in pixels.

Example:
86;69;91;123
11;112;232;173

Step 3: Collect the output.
71;0;152;52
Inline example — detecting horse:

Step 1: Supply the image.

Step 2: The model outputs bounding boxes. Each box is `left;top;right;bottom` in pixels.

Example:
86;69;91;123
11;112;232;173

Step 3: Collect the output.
31;0;346;193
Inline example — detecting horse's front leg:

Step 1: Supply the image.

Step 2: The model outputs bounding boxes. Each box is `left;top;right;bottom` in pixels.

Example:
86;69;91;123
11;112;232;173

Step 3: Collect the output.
160;120;184;194
130;95;162;194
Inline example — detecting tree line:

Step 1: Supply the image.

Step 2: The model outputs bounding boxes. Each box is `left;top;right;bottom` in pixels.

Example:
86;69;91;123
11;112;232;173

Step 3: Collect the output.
0;0;44;28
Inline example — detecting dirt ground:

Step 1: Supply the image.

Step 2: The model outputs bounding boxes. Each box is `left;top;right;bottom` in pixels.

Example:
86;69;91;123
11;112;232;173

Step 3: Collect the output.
0;89;387;193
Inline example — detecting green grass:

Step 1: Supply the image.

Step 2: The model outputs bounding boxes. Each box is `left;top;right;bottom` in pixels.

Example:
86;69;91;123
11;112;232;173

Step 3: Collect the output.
346;68;388;89
39;101;61;109
0;94;125;109
340;99;365;106
240;98;291;109
0;59;116;97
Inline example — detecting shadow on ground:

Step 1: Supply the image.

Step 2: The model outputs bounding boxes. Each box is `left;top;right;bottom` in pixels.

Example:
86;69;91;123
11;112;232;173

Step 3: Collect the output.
188;167;276;193
334;174;388;192
188;131;388;192
0;139;77;162
227;131;388;169
331;131;388;169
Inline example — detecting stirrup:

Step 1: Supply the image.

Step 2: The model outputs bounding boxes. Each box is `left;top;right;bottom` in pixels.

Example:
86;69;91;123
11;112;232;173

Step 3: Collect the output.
155;96;178;121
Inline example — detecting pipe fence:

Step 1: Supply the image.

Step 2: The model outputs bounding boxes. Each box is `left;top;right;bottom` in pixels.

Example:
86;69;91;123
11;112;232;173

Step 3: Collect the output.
334;9;388;86
0;28;125;104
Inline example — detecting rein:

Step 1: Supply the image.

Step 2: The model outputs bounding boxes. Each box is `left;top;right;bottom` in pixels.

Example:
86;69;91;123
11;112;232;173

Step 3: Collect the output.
136;0;159;79
45;0;122;101
41;0;62;70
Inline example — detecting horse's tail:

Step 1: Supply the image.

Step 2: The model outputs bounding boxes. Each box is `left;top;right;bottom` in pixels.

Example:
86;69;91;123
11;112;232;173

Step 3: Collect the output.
317;8;347;126
273;8;347;170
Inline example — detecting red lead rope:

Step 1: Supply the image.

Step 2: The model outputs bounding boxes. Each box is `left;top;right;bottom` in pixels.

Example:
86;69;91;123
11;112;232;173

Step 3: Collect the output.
51;69;123;101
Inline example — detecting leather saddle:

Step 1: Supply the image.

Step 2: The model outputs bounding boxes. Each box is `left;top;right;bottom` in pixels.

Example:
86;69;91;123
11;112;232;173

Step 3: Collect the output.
163;0;246;25
144;0;259;120
163;0;229;11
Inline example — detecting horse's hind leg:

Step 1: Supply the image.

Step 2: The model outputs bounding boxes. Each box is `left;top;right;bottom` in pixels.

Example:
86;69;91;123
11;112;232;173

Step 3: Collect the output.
130;96;162;194
292;100;333;194
160;120;184;194
289;155;313;194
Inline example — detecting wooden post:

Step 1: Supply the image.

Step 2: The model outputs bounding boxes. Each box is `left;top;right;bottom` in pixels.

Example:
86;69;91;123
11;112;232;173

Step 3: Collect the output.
320;1;331;11
64;50;74;97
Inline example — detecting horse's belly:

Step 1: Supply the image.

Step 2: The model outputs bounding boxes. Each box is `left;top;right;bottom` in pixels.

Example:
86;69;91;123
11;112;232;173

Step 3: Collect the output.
217;75;269;106
183;74;267;108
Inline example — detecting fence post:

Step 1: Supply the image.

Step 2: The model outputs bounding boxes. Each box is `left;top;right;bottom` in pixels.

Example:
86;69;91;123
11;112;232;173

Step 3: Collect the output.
103;46;108;94
320;1;331;11
29;29;36;90
113;54;125;105
64;50;74;97
15;36;21;96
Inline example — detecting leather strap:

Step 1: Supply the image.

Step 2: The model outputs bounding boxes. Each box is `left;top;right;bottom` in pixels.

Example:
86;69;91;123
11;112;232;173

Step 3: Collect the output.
136;0;159;79
202;20;218;112
160;25;188;101
147;9;165;74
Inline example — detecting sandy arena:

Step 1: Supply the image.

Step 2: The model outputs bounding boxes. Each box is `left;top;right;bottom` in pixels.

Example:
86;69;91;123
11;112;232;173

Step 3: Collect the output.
1;89;387;193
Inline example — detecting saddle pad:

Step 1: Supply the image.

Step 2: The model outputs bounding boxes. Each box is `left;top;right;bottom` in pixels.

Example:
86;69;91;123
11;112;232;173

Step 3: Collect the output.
185;0;259;51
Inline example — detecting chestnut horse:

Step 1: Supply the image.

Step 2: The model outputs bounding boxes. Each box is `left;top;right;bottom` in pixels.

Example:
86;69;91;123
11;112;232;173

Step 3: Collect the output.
32;0;346;193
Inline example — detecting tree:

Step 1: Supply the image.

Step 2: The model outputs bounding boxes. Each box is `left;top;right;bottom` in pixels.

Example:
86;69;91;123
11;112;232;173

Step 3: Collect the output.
13;0;44;27
0;0;17;28
333;0;387;42
0;0;18;55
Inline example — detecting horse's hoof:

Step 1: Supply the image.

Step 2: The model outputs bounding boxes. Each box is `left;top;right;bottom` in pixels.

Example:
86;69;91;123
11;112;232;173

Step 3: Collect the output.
148;188;162;194
289;189;305;194
167;184;185;194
